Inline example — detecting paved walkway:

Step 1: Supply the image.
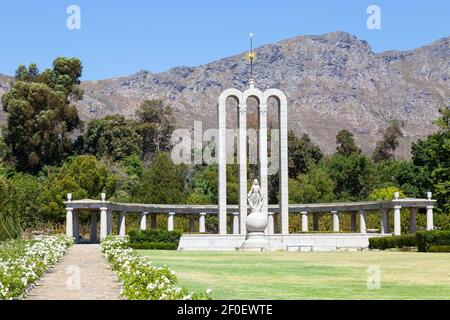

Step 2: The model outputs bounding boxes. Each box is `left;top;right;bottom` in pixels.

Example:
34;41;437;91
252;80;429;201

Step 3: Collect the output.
26;244;123;300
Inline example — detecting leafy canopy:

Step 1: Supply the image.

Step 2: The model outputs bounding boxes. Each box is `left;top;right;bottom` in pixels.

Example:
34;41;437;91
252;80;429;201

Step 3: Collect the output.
1;58;82;173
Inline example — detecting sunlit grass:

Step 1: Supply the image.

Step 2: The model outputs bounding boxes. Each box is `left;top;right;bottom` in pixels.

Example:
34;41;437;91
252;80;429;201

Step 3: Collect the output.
137;250;450;299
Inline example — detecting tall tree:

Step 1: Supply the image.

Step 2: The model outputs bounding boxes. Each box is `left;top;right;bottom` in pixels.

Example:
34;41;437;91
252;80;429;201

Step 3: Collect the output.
336;129;360;156
135;100;176;159
411;108;450;211
289;165;335;204
372;120;404;162
134;152;187;204
81;114;142;161
1;58;82;173
325;153;375;201
288;131;323;178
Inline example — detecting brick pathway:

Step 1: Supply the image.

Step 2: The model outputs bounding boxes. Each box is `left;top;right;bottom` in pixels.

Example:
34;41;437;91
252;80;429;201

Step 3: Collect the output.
26;244;123;300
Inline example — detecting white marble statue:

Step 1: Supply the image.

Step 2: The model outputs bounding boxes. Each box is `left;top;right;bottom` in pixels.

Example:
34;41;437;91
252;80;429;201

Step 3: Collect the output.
242;178;269;250
248;179;263;212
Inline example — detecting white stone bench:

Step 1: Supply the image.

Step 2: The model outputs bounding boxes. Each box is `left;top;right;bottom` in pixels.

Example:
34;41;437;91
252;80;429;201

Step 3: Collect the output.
336;246;366;252
286;244;314;252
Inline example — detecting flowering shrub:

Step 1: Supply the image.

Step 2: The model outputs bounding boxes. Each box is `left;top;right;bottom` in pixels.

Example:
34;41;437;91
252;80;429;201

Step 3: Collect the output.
0;235;73;300
101;237;211;300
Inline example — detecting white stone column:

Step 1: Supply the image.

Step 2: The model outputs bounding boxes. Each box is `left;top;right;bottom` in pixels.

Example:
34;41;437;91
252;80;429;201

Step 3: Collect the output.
232;212;240;234
394;205;402;236
218;90;242;235
426;205;434;231
278;93;289;235
360;209;367;235
351;212;357;232
100;207;108;240
267;212;275;234
66;207;74;238
258;100;269;226
238;103;248;235
118;211;126;237
140;212;148;230
332;211;339;232
168;212;175;231
199;212;206;233
151;214;157;229
409;208;417;234
73;211;80;243
380;208;388;234
262;89;289;234
90;214;97;243
301;212;308;232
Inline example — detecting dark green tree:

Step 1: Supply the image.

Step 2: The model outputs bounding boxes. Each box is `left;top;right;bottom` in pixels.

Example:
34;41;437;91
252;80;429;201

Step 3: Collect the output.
411;108;450;211
134;152;187;204
10;173;44;229
135;100;175;159
289;165;335;204
325;153;375;201
373;160;429;198
81;114;142;161
372;120;404;162
2;58;82;173
336;129;360;156
288;131;323;178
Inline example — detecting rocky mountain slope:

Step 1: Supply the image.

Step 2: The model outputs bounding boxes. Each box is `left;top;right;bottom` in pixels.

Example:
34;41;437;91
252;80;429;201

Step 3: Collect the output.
1;32;449;156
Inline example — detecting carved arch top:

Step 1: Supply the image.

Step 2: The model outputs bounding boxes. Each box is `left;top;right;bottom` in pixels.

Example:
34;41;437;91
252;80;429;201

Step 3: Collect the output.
263;88;287;107
218;88;243;108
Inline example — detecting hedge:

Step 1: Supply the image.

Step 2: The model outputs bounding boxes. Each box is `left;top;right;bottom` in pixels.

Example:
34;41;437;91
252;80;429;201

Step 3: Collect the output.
416;230;450;252
128;229;181;244
128;242;178;250
368;235;417;250
427;245;450;253
127;229;182;250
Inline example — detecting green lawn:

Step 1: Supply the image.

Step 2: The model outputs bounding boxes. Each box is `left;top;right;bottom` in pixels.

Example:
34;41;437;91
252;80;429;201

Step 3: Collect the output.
137;250;450;299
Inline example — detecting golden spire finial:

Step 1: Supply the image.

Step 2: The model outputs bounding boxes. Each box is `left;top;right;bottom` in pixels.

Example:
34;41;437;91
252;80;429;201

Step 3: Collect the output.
246;32;256;81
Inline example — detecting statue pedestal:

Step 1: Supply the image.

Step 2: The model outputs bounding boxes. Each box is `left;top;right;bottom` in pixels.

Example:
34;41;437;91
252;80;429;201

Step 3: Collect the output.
241;211;269;251
241;232;269;251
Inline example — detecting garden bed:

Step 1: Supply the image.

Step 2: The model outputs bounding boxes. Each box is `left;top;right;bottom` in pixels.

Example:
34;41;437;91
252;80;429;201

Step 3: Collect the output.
0;235;73;299
100;237;211;300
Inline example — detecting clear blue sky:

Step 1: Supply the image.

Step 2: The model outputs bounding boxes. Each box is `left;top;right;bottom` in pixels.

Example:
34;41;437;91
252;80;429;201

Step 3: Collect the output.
0;0;448;80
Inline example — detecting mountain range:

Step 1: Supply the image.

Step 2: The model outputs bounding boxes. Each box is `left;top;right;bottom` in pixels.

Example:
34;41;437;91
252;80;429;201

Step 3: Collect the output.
1;31;449;156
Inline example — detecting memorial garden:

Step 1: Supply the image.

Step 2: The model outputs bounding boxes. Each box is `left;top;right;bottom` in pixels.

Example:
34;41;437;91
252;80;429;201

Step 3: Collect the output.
0;56;449;300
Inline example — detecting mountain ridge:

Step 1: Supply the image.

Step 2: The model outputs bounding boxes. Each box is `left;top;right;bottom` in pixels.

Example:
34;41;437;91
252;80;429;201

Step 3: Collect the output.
1;31;449;157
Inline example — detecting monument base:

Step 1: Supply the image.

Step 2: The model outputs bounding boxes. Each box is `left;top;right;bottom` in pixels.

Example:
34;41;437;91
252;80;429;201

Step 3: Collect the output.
241;232;269;251
178;233;385;251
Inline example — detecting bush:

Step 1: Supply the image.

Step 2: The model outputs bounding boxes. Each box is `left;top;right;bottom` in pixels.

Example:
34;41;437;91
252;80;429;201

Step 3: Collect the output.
427;245;450;253
128;242;178;250
369;235;417;250
128;229;182;245
416;230;450;252
0;176;21;241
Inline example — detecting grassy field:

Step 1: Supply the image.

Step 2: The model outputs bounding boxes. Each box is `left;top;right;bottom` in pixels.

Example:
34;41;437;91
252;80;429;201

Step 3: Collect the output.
137;250;450;299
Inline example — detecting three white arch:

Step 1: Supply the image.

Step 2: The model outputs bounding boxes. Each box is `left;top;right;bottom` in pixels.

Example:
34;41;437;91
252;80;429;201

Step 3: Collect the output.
218;83;289;235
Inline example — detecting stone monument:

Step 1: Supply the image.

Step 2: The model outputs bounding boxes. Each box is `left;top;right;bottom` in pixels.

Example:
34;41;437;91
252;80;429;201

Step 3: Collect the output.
241;179;269;250
217;33;289;237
